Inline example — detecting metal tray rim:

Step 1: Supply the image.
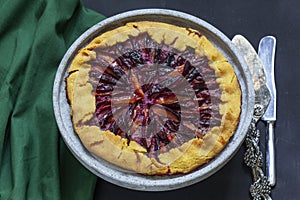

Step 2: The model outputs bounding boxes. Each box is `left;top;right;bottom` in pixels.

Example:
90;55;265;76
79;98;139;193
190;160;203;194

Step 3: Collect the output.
53;8;254;191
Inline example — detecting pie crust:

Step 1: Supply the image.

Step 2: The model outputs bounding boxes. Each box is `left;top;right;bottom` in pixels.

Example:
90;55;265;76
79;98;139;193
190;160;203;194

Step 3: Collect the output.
66;21;241;175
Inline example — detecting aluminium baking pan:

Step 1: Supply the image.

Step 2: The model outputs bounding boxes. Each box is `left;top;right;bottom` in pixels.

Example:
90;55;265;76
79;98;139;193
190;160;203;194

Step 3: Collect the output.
53;9;254;191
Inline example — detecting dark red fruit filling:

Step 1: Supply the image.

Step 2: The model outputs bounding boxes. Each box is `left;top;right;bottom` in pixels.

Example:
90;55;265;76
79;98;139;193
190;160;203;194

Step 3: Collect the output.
87;32;222;155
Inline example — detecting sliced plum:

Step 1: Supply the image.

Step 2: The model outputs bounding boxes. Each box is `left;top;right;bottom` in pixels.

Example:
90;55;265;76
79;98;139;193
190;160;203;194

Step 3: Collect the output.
87;32;222;154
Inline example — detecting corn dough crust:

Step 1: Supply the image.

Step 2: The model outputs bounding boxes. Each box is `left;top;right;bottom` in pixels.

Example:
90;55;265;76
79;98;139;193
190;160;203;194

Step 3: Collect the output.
66;21;241;175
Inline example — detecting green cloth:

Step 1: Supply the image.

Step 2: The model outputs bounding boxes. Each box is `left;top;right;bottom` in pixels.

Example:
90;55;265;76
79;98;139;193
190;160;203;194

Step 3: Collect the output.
0;0;105;199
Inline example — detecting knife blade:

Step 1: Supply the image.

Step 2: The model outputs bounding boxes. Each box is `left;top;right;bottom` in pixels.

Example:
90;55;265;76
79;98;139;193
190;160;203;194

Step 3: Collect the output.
258;36;277;187
232;35;271;109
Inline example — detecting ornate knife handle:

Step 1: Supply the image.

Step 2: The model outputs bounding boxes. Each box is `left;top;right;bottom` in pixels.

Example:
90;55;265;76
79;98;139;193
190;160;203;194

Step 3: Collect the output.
244;104;272;200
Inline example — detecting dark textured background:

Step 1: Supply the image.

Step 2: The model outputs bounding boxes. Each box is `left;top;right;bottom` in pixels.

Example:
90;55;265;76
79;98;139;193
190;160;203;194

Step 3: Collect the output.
80;0;299;199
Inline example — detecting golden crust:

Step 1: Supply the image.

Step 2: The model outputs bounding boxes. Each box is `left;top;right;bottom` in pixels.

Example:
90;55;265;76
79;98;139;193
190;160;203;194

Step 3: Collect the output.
66;21;241;175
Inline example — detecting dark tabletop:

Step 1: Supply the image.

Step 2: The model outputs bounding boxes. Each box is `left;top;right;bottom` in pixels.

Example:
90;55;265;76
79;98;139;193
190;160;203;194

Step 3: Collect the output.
81;0;299;199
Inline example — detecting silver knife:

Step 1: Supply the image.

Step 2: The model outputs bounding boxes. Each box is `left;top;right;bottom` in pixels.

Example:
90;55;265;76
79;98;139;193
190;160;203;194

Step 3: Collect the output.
232;35;272;200
258;36;277;187
232;35;271;107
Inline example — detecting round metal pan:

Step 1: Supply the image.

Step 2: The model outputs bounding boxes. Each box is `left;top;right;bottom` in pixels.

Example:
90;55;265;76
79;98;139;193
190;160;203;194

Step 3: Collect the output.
53;9;254;191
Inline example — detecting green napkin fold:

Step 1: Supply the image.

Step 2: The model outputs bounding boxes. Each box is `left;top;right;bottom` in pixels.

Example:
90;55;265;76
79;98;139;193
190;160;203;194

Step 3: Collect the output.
0;0;105;199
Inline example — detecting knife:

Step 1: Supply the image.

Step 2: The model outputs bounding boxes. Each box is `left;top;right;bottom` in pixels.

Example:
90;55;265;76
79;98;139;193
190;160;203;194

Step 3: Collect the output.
232;35;272;200
258;36;277;187
232;35;271;109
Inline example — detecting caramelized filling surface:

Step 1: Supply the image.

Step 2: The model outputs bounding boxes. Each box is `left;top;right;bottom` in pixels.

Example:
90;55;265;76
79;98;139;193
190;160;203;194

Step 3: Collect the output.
87;32;222;155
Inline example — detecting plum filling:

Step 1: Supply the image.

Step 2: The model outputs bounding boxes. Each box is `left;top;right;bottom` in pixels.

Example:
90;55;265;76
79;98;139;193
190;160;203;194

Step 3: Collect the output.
87;32;222;155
